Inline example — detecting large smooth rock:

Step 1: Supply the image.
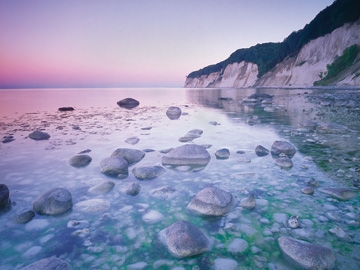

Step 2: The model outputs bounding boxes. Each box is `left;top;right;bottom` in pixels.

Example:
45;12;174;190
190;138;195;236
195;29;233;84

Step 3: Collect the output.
100;156;129;178
319;187;357;200
69;154;92;168
187;186;234;216
162;144;211;167
278;237;336;269
271;141;296;158
33;188;72;215
166;106;182;120
117;98;140;109
132;165;166;180
21;256;69;270
0;184;10;209
213;258;238;270
158;220;211;258
88;180;115;194
28;130;50;140
111;148;145;165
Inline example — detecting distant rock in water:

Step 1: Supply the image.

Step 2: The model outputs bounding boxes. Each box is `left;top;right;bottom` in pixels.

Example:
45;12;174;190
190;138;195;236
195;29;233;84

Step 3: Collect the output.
319;187;357;200
69;154;92;168
132;165;166;180
215;148;230;159
29;130;50;140
21;256;69;270
166;106;182;120
271;141;296;158
33;188;73;215
0;184;10;209
58;107;74;112
162;144;211;168
117;98;140;109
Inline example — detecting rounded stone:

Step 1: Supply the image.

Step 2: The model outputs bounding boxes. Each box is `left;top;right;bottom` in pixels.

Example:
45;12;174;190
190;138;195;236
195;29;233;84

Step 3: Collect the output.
33;188;72;215
271;141;296;158
120;182;141;196
12;210;35;224
117;98;140;109
100;156;129;178
142;210;164;224
28;130;50;140
215;148;230;159
301;187;314;195
162;144;211;167
74;198;110;212
275;157;293;168
255;145;269;157
239;194;256;210
111;148;145;165
132;165;166;180
0;184;10;209
69;154;92;168
166;106;182;120
88;180;115;194
21;256;69;270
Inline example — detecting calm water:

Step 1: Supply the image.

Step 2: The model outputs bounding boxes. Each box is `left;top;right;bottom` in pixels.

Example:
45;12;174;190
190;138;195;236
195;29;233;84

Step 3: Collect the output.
0;88;359;269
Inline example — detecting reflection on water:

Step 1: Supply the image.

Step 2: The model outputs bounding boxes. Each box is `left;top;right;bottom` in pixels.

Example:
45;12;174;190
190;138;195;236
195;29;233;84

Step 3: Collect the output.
0;88;359;269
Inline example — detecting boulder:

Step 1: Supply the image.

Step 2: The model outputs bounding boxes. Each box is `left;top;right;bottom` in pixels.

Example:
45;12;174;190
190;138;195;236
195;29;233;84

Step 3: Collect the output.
187;186;234;216
215;148;230;159
21;256;69;270
166;106;182;120
0;184;10;209
117;98;140;109
319;187;357;200
33;188;72;215
88;180;115;194
69;154;92;168
271;141;296;158
29;130;50;140
158;220;211;258
120;182;141;196
255;145;269;157
278;236;336;269
162;144;211;167
100;156;128;178
111;148;145;165
132;165;166;180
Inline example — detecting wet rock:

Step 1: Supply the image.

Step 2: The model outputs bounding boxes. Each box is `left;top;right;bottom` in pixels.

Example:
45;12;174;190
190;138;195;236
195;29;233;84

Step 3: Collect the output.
275;157;293;168
132;165;166;180
100;156;129;178
120;182;141;196
187;186;234;216
0;184;10;209
74;199;110;212
319;187;357;200
215;148;230;159
21;256;69;270
213;258;238;270
278;237;336;270
12;210;35;224
111;148;145;165
125;136;140;145
58;107;74;112
255;145;269;157
150;185;177;199
271;141;296;158
158;220;211;258
28;130;50;140
33;188;72;215
69;154;92;168
301;187;314;195
117;98;140;109
287;216;300;229
306;178;319;187
88;180;115;194
162;144;211;167
239;194;256;210
142;210;164;224
166;106;182;120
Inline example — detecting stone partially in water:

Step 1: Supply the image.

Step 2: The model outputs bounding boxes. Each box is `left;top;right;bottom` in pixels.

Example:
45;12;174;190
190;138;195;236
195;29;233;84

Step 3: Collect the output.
0;184;10;209
21;256;69;270
166;106;182;120
100;156;128;178
117;98;140;109
227;238;248;253
278;236;336;270
215;148;230;159
239;194;256;210
187;186;234;216
33;188;72;216
88;180;115;194
28;130;50;140
158;220;211;258
271;141;296;158
301;187;314;195
69;154;92;168
255;145;269;157
12;210;35;224
132;165;166;180
111;148;145;165
120;182;141;196
179;129;203;142
319;187;357;200
316;122;349;134
162;144;211;167
74;199;110;212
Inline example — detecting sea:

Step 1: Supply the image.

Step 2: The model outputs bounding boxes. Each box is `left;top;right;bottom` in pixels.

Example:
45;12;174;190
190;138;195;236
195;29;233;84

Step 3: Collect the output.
0;87;359;269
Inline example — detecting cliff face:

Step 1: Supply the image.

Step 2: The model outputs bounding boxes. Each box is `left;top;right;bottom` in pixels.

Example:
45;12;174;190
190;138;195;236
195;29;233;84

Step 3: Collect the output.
185;19;360;88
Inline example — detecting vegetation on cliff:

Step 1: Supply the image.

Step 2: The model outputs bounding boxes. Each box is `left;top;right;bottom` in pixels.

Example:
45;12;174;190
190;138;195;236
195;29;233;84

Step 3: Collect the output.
187;0;360;79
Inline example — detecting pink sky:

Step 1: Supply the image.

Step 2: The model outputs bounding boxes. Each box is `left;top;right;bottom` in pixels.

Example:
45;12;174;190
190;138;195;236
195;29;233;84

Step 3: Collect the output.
0;0;334;88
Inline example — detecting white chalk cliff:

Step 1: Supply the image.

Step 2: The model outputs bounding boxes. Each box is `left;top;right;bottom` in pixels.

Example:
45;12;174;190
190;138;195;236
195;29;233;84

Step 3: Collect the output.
185;19;360;88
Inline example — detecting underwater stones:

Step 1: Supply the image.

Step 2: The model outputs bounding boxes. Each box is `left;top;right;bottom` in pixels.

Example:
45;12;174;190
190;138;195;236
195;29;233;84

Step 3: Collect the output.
132;165;166;180
58;107;74;112
239;194;256;210
2;135;15;143
319;187;357;200
287;216;300;229
213;258;238;270
187;186;234;216
271;141;296;158
150;185;177;199
33;188;72;215
162;144;211;167
111;148;145;165
100;156;128;178
158;220;211;258
125;136;140;145
329;226;352;242
12;210;35;224
179;129;203;142
215;148;230;159
28;130;50;140
142;210;164;224
88;180;115;194
120;182;141;196
0;184;10;209
21;256;69;270
278;236;336;270
117;98;140;109
255;145;269;157
316;122;348;134
68;154;92;168
166;106;182;120
275;156;293;168
227;238;248;253
301;186;314;195
74;198;110;212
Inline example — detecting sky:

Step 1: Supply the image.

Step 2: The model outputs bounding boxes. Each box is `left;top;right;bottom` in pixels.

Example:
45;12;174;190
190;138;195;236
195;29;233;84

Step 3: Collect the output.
0;0;334;89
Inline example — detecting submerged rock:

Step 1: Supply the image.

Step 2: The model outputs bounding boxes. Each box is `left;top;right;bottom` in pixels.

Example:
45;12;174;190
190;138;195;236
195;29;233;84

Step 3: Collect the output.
271;141;296;158
301;187;314;195
132;165;166;180
125;136;140;145
162;144;211;167
88;180;115;194
150;185;177;200
239;194;256;210
12;210;35;224
100;156;128;178
111;148;145;165
275;157;293;168
28;130;50;140
117;98;140;109
287;216;300;229
158;220;211;258
187;186;234;216
166;106;182;120
179;129;203;142
21;256;69;270
255;145;269;157
69;154;92;168
278;236;336;270
215;148;230;159
120;182;141;196
74;199;110;212
319;187;357;200
33;188;72;215
0;184;10;209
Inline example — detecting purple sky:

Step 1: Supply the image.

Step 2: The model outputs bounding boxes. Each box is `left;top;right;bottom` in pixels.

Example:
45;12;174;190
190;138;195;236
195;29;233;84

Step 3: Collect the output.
0;0;334;88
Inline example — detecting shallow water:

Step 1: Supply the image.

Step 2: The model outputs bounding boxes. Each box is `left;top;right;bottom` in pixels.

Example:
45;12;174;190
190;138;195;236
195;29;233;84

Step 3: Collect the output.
0;88;359;269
